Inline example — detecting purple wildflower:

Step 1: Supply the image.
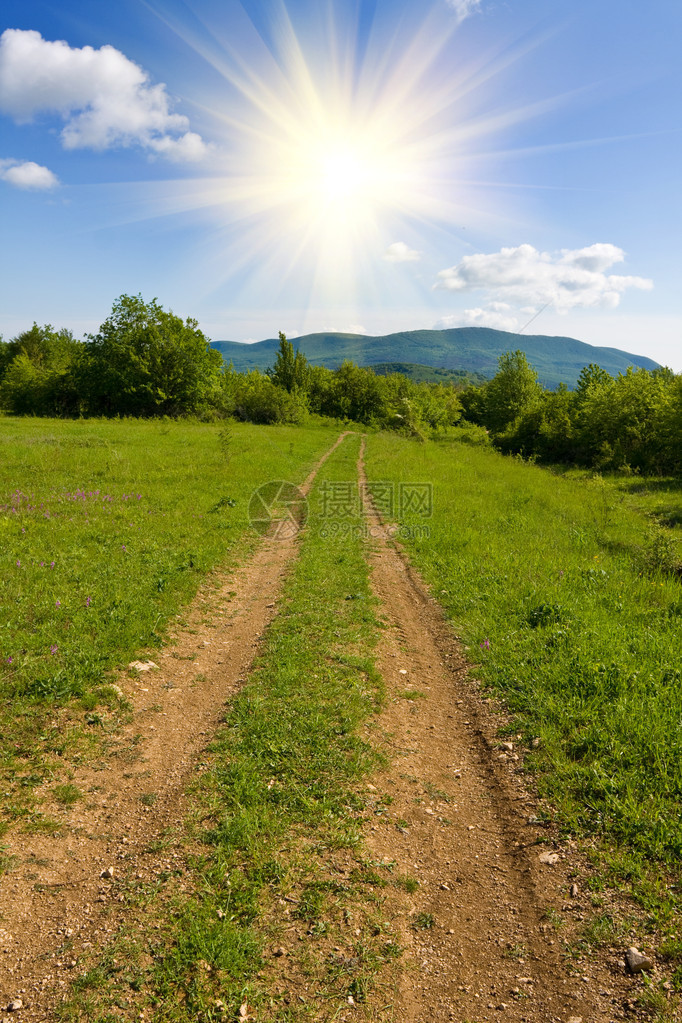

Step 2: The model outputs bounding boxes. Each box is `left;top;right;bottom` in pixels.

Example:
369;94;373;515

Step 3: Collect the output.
55;600;61;608
50;644;58;655
480;638;490;650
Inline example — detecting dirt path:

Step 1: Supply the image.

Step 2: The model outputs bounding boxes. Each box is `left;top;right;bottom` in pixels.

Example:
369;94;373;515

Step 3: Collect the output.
356;437;632;1023
0;429;652;1021
0;432;350;1021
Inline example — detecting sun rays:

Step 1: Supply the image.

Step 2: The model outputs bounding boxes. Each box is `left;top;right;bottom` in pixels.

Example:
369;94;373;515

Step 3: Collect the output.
123;0;560;312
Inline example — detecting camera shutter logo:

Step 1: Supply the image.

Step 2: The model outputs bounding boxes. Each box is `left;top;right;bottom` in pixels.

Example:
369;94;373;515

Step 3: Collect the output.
248;481;308;539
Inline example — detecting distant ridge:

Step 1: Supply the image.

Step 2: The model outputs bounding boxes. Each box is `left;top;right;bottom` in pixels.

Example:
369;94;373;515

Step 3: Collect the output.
211;326;660;389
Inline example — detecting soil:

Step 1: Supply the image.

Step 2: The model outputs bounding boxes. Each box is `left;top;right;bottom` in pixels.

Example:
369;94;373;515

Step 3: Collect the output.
0;430;666;1021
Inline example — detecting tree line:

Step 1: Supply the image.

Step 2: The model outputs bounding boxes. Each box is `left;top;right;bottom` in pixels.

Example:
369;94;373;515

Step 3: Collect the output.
460;350;682;475
1;295;680;473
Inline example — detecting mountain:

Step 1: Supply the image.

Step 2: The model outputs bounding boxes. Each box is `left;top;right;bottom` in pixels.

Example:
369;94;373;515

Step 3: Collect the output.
210;327;660;389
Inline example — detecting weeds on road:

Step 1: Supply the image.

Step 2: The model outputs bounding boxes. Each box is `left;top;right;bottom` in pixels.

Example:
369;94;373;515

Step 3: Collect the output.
59;433;402;1021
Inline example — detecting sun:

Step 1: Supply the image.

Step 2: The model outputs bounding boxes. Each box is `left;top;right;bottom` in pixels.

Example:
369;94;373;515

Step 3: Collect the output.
316;144;369;204
279;128;400;227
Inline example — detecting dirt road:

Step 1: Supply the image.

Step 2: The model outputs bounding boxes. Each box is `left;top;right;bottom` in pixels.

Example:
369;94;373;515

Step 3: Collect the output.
0;430;647;1020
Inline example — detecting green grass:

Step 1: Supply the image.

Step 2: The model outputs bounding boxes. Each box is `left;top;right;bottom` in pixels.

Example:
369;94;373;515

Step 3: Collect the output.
0;417;340;830
365;430;682;929
53;783;84;806
58;431;403;1022
565;469;682;534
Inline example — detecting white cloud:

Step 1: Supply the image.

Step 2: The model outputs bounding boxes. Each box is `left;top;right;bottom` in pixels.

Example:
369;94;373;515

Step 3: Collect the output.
435;308;520;331
434;243;653;313
322;323;368;335
0;28;208;162
0;157;58;189
446;0;482;24
384;241;420;263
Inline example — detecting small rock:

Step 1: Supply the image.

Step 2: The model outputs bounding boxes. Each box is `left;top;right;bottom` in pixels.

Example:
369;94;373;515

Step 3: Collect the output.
128;660;158;672
531;737;541;748
109;685;124;699
272;946;287;957
7;999;23;1012
567;1017;583;1023
625;947;653;974
100;866;115;879
238;1003;248;1019
538;850;560;865
398;669;408;675
499;741;514;752
569;883;579;898
497;1004;508;1011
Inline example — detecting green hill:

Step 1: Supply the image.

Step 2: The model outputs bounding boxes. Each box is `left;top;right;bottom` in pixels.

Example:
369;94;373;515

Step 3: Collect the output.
211;326;660;389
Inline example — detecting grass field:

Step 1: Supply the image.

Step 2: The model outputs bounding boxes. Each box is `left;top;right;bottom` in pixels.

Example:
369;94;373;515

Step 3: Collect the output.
365;430;682;935
0;418;340;834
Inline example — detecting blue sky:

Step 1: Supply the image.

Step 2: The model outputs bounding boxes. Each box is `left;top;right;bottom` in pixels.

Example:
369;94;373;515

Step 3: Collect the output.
1;0;680;368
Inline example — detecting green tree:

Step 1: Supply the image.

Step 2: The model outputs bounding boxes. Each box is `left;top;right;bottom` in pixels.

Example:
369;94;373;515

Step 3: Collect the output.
482;350;542;433
660;373;682;473
230;369;307;424
497;384;575;461
327;362;386;422
82;295;222;417
0;323;83;415
575;363;613;402
270;332;310;393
